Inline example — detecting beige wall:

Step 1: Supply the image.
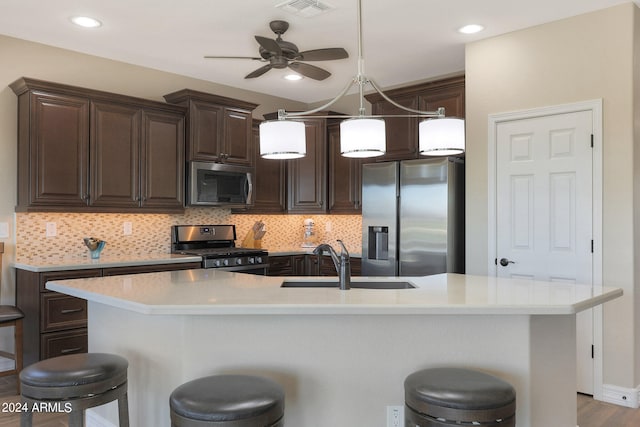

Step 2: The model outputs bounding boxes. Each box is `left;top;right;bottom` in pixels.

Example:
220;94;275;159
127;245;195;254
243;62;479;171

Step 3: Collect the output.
0;34;313;302
466;3;638;388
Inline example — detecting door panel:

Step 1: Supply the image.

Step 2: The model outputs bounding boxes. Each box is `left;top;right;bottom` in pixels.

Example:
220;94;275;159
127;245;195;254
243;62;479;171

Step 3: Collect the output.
496;110;594;394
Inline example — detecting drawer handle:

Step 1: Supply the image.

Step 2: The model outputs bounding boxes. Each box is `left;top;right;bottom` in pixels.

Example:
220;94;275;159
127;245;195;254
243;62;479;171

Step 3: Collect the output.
60;308;84;315
60;347;83;354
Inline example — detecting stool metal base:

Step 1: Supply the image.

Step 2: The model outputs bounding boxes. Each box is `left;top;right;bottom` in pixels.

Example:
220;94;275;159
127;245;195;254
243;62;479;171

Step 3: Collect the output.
20;380;129;427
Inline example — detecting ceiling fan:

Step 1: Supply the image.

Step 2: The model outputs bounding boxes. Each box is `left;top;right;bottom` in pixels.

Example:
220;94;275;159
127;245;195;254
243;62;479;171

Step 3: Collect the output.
204;20;349;81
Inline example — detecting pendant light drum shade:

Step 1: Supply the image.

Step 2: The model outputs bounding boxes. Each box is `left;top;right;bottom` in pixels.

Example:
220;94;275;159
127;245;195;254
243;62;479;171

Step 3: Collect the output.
260;120;306;159
340;118;386;158
419;117;465;156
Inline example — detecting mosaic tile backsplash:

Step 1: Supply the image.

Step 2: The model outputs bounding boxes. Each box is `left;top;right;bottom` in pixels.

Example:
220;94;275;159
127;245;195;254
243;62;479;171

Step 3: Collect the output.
15;210;362;260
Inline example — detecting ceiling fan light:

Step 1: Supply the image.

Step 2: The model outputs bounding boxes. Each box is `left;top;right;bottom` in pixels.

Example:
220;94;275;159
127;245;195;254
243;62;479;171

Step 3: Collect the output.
259;120;306;159
340;118;386;158
284;73;303;81
419;118;465;156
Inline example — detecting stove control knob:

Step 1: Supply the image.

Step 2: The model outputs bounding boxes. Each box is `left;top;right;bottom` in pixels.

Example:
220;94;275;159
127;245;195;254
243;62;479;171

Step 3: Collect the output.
256;256;263;264
214;259;222;267
235;258;243;265
248;257;255;264
222;259;229;266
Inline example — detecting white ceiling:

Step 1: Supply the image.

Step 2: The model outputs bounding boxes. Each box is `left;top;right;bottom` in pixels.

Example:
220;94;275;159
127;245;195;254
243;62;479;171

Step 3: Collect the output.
0;0;636;103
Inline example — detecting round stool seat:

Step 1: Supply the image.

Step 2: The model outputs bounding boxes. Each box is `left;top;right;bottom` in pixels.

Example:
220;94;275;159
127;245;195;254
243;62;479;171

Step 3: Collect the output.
20;352;128;399
19;353;129;427
170;375;284;426
405;368;516;426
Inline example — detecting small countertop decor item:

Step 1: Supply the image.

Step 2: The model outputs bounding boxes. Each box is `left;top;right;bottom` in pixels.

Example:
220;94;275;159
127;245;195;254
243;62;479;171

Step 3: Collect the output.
301;218;317;248
83;237;107;259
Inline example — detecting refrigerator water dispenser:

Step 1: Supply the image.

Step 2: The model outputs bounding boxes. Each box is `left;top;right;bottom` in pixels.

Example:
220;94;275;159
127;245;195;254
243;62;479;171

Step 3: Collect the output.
368;226;389;260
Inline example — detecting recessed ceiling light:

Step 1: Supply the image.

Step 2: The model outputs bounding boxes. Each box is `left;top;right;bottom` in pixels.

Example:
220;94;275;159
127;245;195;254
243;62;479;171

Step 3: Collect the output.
284;73;303;81
70;16;102;28
458;24;484;34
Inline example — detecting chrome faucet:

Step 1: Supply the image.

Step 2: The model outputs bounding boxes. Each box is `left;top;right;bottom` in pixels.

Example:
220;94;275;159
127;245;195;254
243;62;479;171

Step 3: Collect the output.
313;240;351;290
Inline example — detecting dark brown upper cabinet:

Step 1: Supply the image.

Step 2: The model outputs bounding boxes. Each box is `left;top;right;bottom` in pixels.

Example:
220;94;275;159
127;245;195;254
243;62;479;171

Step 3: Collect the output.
242;120;287;213
10;77;186;213
364;75;465;163
163;89;257;166
286;117;328;214
327;121;362;213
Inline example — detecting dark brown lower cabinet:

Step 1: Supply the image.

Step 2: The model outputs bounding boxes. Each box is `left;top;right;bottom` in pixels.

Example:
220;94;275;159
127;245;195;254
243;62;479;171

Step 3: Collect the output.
16;261;201;367
268;254;361;277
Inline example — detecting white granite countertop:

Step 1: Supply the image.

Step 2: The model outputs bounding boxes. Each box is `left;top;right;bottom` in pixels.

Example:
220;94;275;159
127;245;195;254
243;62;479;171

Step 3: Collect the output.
46;270;622;316
12;253;202;272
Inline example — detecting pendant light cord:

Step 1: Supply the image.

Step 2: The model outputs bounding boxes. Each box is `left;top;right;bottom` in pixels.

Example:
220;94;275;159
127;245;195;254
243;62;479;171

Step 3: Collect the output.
278;0;444;121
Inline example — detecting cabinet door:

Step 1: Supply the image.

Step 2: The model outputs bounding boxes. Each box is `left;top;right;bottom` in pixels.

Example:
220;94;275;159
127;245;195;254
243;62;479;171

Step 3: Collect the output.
90;101;141;208
268;255;295;276
188;100;223;161
223;108;253;165
246;122;286;213
369;94;419;162
418;85;465;119
327;122;362;213
28;92;90;207
140;110;185;210
287;119;327;213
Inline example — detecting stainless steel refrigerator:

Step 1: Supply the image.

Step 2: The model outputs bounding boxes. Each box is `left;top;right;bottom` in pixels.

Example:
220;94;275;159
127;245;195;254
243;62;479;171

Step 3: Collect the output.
361;158;465;276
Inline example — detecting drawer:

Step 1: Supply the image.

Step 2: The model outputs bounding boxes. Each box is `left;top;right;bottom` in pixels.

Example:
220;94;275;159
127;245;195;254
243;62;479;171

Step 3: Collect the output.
41;293;87;332
40;328;87;360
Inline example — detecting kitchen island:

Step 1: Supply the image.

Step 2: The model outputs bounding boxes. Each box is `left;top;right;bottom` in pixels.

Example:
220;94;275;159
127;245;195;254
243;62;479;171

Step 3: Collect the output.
47;270;622;427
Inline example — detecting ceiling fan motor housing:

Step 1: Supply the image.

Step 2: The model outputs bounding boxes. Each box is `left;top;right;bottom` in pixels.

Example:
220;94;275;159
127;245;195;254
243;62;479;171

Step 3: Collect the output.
259;39;299;61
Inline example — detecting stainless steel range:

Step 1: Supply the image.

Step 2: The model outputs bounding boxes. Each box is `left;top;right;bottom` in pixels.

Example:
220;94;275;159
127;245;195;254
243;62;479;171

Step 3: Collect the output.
171;225;269;275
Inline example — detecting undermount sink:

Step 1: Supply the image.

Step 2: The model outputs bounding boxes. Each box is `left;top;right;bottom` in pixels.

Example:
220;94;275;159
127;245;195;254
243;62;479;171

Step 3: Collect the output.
280;280;416;289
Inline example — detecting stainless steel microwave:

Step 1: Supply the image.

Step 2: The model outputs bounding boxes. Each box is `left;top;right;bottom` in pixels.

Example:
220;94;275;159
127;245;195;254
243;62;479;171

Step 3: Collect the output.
188;161;254;208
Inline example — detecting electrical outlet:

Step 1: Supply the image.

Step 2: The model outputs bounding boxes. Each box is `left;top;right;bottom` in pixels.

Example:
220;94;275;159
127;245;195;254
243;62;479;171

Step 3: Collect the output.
325;221;332;232
123;222;133;236
45;222;57;237
386;405;403;427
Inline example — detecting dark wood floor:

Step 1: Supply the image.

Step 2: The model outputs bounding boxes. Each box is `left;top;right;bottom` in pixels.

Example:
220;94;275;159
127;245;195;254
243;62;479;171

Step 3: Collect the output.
0;374;638;426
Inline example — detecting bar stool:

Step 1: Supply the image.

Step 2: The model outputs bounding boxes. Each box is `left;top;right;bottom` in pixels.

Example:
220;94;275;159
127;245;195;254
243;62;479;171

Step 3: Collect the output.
0;306;23;394
170;374;285;427
404;367;516;427
20;352;129;427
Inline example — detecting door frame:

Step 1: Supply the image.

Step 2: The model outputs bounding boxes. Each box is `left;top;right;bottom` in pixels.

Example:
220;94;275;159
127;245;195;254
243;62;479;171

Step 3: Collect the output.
486;99;604;399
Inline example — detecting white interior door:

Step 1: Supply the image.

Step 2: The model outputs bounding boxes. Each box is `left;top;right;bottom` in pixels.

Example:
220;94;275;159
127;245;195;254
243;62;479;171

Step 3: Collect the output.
495;110;594;394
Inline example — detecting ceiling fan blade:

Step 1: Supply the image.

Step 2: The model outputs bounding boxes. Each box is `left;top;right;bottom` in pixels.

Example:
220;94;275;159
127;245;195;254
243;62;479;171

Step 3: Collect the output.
288;62;331;81
245;64;273;79
298;48;349;61
204;55;264;61
255;36;282;55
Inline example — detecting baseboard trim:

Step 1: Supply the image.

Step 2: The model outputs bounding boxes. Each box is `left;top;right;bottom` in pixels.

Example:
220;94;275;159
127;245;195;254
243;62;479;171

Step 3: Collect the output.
601;383;640;408
86;409;117;427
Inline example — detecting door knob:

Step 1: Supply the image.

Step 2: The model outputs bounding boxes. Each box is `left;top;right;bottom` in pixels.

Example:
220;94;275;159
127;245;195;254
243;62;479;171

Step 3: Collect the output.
499;258;515;267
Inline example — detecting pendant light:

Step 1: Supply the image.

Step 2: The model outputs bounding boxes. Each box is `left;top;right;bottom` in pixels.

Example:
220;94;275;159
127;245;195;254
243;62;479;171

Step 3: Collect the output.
419;117;465;156
260;0;464;159
259;120;306;159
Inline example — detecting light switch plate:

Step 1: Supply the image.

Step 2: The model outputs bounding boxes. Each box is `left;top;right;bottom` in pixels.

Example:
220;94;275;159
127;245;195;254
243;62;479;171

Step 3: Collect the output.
123;222;133;236
0;222;8;238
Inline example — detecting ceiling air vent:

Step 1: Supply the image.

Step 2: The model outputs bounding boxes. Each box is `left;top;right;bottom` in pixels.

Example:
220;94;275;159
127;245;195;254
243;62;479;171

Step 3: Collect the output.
275;0;335;18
